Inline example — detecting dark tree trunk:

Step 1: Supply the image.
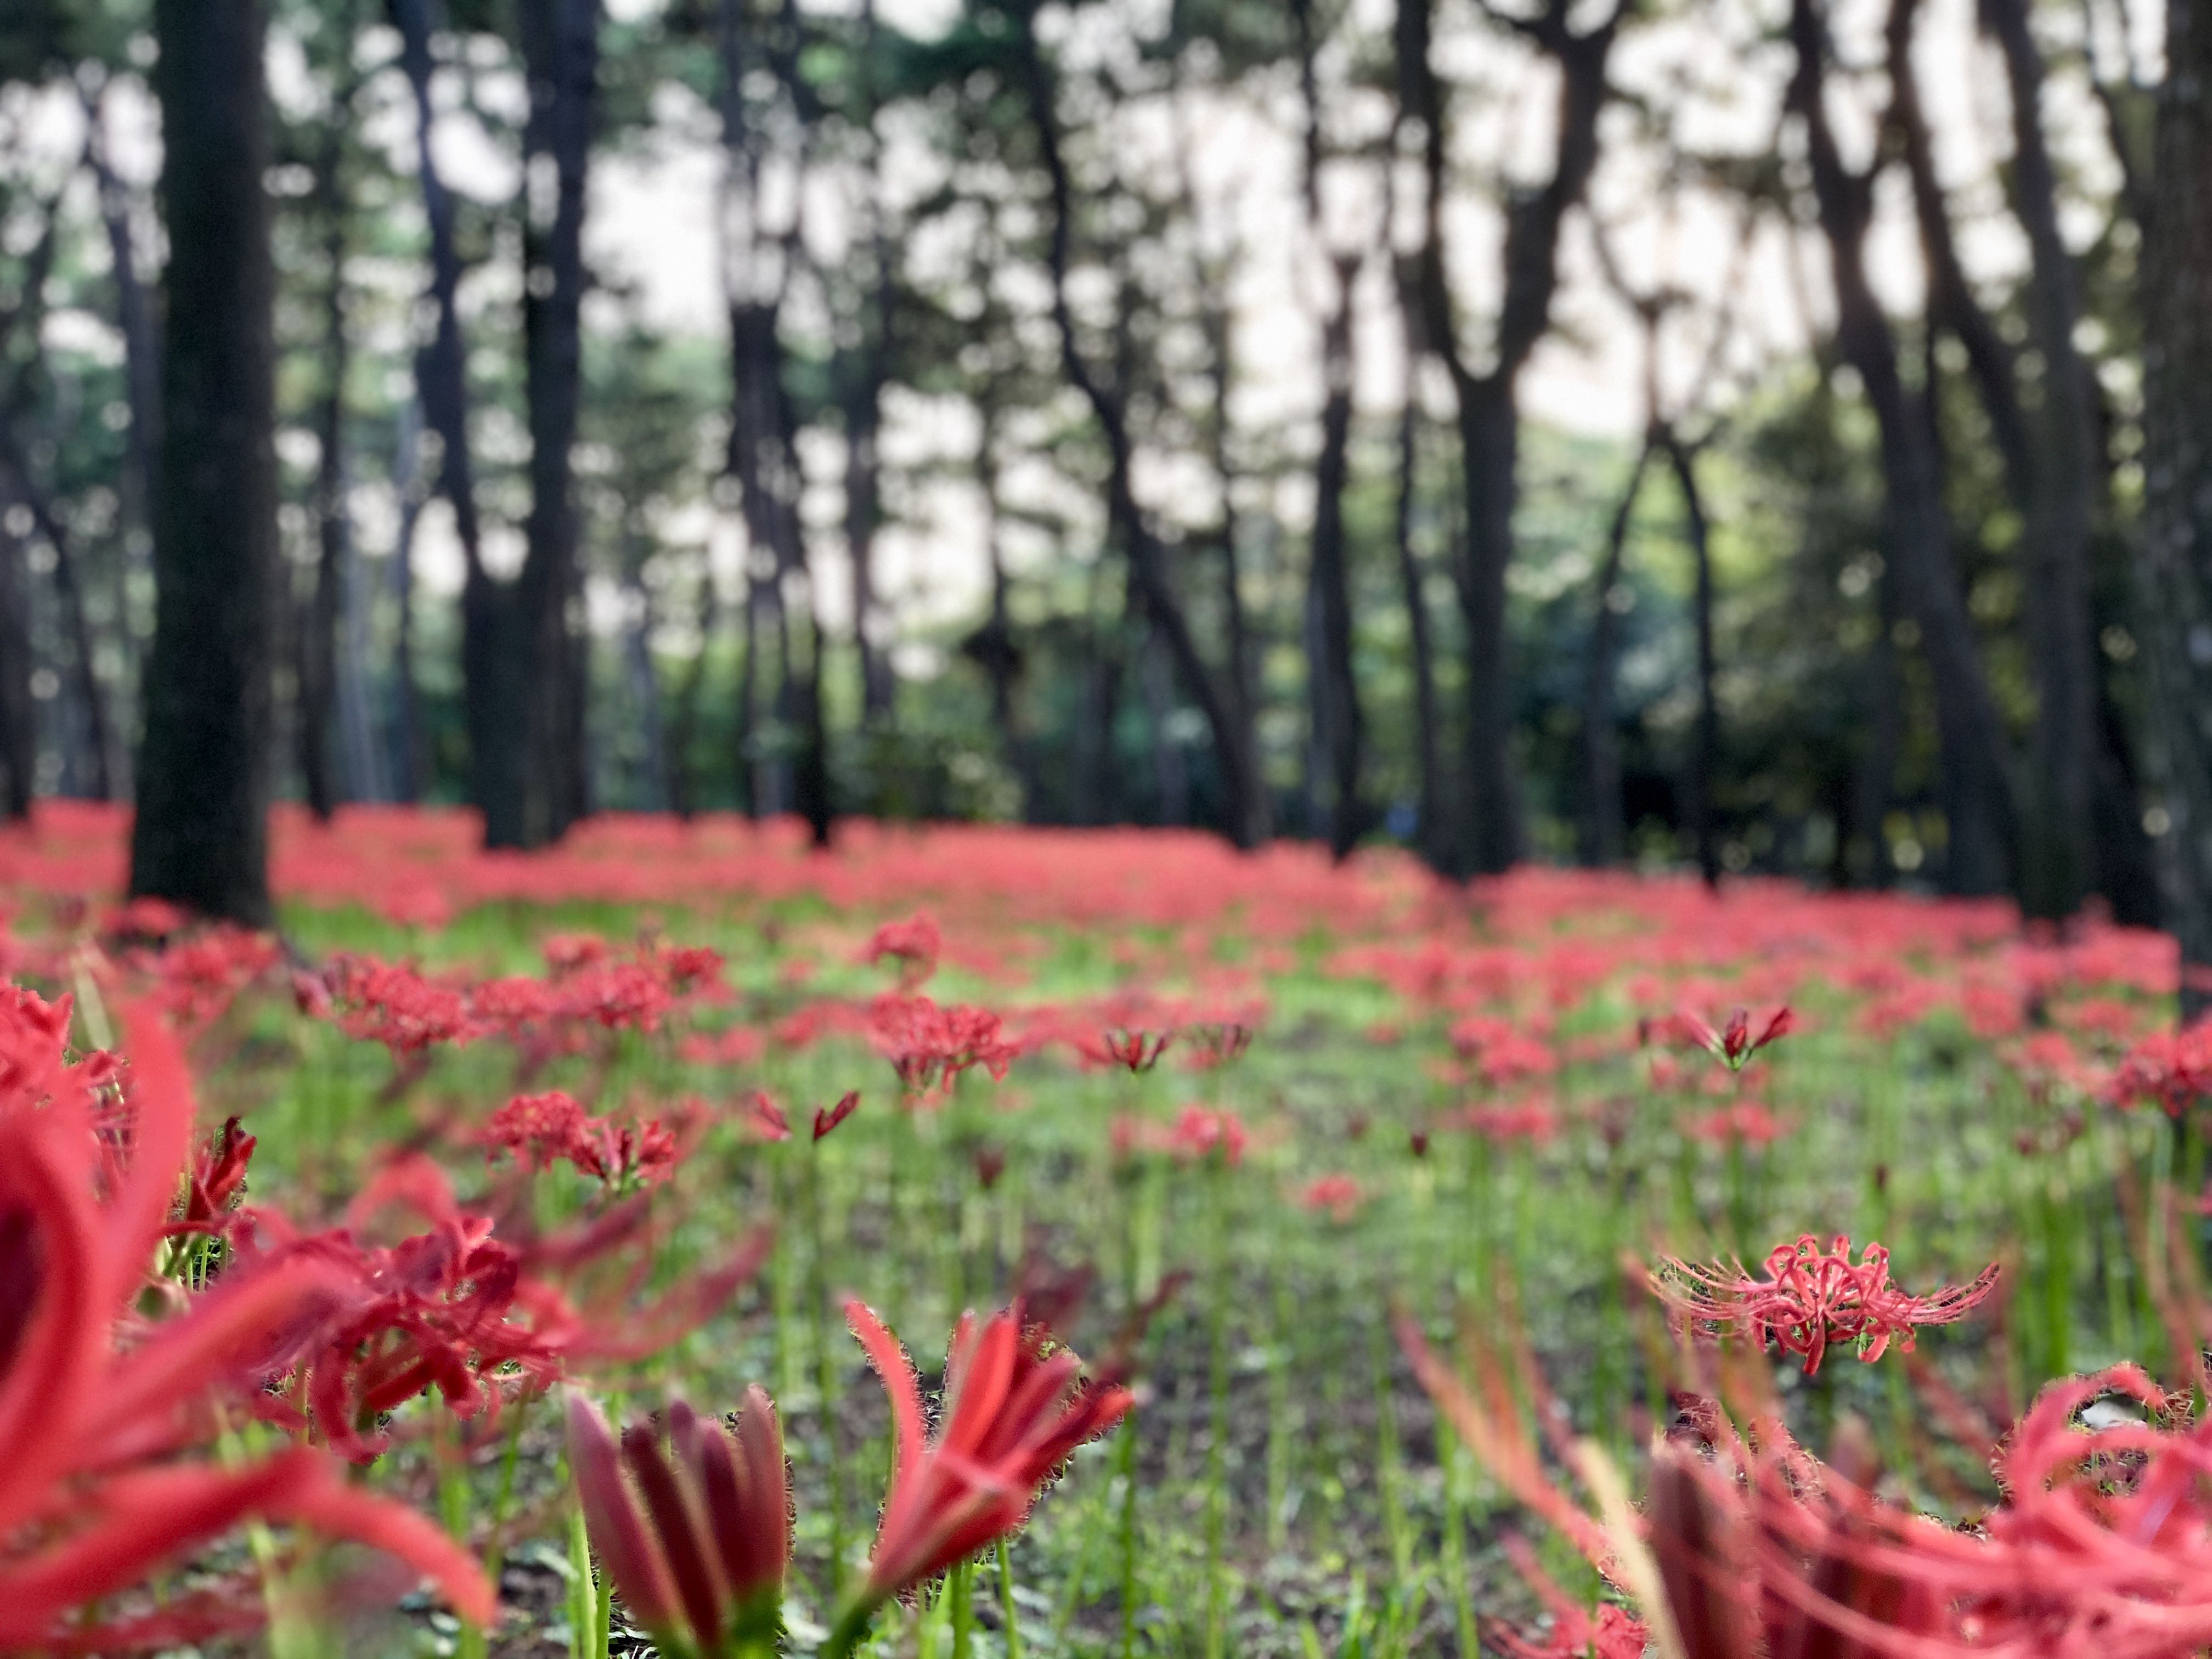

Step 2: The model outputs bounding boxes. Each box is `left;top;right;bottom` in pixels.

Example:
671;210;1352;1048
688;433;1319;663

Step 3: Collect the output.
966;397;1037;819
1851;562;1904;888
1979;0;2097;921
130;0;279;924
512;0;599;849
1790;0;2015;896
1579;438;1651;867
390;0;507;830
1667;435;1721;887
668;573;713;817
1392;376;1444;866
2137;0;2212;1020
0;517;33;817
387;398;426;803
1020;20;1268;850
299;121;351;821
1401;0;1619;875
1307;251;1364;859
845;371;893;723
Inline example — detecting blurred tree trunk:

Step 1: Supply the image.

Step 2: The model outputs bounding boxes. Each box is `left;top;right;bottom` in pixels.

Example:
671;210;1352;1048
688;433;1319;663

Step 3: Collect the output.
129;0;278;924
512;0;599;848
1667;435;1721;888
668;573;713;817
844;1;895;727
1392;357;1443;868
391;0;512;831
1790;0;2014;897
1293;0;1364;859
2138;0;2212;1020
1019;19;1269;850
1984;0;2098;921
387;397;426;803
1400;0;1620;876
0;518;33;818
963;391;1037;819
298;111;352;821
1579;439;1650;868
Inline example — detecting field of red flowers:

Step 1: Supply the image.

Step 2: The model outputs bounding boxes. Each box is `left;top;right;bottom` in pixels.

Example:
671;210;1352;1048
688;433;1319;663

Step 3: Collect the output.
9;804;2212;1658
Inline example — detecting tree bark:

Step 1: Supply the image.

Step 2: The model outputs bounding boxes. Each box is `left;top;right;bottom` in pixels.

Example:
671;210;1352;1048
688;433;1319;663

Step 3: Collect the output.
512;0;599;848
1392;365;1444;867
1019;19;1269;850
1979;0;2100;922
1667;434;1722;887
387;397;426;803
1579;438;1651;867
0;517;34;817
1401;0;1620;875
390;0;511;833
1790;0;2015;896
1307;250;1365;859
299;118;351;821
130;0;279;924
2137;0;2212;1020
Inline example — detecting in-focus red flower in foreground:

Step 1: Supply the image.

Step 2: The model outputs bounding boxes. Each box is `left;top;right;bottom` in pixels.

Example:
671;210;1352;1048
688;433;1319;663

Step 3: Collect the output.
566;1386;787;1658
0;997;493;1651
825;1299;1131;1654
1652;1233;1999;1374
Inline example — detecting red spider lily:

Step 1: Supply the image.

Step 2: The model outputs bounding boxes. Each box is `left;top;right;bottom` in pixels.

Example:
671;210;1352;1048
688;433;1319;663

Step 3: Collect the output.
165;1115;257;1238
1686;1005;1794;1072
869;995;1017;1097
862;912;941;988
830;1299;1130;1646
318;954;477;1057
242;1155;763;1461
1177;1022;1254;1070
1491;1537;1650;1659
481;1091;687;1192
739;1091;792;1143
1298;1174;1363;1222
812;1090;861;1141
0;998;495;1649
1408;1128;1430;1158
973;1143;1008;1189
1459;1097;1560;1145
2109;1018;2212;1114
566;1386;788;1657
1096;1026;1172;1073
1167;1105;1247;1167
1652;1234;1999;1375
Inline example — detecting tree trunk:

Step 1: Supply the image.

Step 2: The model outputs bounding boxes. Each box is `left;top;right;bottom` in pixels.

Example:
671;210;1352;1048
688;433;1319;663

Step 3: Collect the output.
1667;434;1721;887
1392;368;1444;866
1579;438;1651;867
1402;0;1619;875
668;571;713;817
1790;0;2014;896
300;122;350;821
2137;0;2212;1020
390;0;510;832
130;0;279;924
512;0;599;849
1020;20;1268;850
0;517;34;817
1307;253;1364;858
387;397;426;803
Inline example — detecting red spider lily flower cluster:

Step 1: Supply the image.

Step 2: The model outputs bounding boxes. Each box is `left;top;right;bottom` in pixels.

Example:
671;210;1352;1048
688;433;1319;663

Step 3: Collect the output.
868;994;1016;1098
0;997;494;1650
1652;1233;2000;1375
1164;1105;1248;1167
2109;1018;2212;1114
1298;1173;1363;1222
313;954;475;1057
1458;1097;1560;1145
812;1089;861;1141
838;1300;1131;1622
862;911;941;988
1177;1022;1254;1070
1447;1015;1558;1086
481;1090;686;1191
1682;1005;1795;1071
566;1386;788;1658
1095;1026;1172;1073
166;1115;257;1239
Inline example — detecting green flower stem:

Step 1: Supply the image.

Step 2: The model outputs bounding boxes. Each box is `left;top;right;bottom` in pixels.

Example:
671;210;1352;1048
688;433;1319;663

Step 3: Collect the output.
997;1538;1024;1659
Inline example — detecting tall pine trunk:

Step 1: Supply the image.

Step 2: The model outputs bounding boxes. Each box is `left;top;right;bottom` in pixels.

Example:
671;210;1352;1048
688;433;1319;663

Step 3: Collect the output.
512;0;599;848
1579;439;1651;867
131;0;279;923
2138;0;2212;1020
